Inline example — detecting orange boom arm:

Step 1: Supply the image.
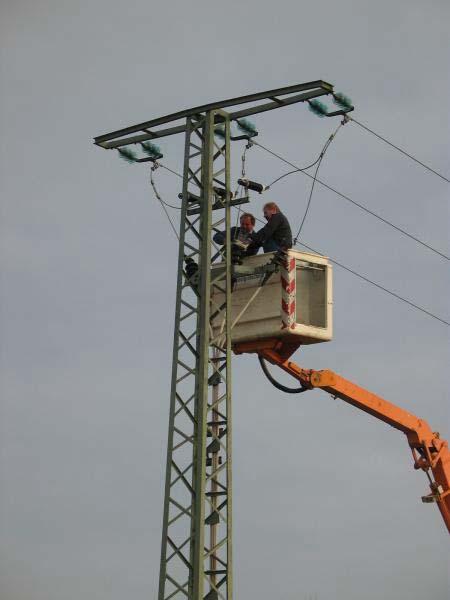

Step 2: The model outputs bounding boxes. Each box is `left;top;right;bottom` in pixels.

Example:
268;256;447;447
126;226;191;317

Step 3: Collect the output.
235;340;450;534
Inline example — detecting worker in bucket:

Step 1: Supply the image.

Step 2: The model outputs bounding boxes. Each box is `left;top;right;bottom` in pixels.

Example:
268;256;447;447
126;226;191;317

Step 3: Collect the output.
253;202;293;253
213;212;259;264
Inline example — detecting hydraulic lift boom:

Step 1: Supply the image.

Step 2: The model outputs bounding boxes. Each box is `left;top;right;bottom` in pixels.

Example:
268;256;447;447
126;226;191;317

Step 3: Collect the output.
235;339;450;534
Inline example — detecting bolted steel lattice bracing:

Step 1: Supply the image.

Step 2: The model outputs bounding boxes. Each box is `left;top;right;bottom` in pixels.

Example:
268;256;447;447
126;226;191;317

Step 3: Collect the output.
158;110;233;599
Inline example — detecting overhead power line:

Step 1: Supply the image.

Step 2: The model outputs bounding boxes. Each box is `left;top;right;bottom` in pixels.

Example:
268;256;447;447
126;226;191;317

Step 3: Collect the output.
349;117;450;184
253;140;449;261
295;241;449;327
148;163;449;327
239;212;449;326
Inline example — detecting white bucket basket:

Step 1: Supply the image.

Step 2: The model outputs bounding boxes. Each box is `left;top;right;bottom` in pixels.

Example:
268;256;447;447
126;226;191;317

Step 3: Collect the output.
211;249;333;346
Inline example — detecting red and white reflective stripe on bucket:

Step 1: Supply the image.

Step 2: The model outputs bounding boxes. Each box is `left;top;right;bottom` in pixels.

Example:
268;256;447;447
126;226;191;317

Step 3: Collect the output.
281;256;296;329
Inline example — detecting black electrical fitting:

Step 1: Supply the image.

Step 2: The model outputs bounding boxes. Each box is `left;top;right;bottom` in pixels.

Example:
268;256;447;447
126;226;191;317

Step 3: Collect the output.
184;257;199;280
237;178;268;194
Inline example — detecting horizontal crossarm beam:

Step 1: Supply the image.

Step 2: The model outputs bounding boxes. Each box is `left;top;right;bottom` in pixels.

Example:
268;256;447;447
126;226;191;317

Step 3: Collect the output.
94;80;333;148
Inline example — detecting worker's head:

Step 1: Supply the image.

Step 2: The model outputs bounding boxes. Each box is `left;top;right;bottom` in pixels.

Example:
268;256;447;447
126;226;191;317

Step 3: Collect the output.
240;212;255;233
263;202;279;221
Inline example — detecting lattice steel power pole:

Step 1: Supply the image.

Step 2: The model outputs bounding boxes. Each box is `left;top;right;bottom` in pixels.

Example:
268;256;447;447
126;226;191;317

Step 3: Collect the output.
156;111;234;599
93;80;351;599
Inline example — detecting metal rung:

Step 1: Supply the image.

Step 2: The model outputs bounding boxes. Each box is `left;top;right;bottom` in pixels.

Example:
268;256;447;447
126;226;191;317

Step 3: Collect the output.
205;569;227;575
187;196;249;216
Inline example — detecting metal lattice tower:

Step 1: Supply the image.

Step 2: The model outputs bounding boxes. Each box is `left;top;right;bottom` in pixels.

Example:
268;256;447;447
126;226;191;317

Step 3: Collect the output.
157;111;233;598
93;80;351;599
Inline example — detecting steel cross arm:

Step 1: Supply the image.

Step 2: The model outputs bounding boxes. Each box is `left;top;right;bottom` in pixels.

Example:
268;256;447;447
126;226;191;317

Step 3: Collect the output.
93;80;334;149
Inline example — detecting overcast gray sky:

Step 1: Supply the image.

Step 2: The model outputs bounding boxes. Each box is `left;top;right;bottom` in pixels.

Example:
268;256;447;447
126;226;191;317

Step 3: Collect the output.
1;1;449;599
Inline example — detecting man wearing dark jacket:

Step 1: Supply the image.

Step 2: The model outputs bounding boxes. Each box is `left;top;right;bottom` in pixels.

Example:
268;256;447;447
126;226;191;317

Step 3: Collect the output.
253;202;293;252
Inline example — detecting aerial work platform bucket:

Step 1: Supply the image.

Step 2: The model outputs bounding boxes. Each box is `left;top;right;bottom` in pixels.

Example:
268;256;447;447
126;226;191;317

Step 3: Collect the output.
211;249;333;347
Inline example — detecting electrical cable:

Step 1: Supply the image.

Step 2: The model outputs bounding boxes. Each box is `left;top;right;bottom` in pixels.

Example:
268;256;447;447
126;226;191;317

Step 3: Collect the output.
292;128;339;244
159;163;183;179
293;155;323;243
258;355;309;394
253;140;449;261
349;117;450;184
295;241;450;326
230;214;450;327
143;161;184;208
266;156;321;187
150;151;450;328
149;165;180;240
266;122;343;190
